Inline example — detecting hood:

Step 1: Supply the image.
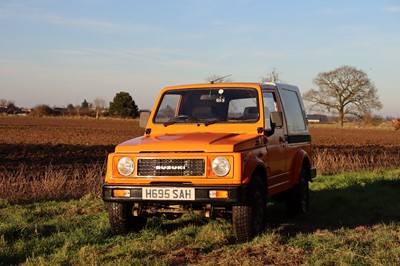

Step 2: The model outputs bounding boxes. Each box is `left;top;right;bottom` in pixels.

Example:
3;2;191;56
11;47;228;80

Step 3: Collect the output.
115;132;263;153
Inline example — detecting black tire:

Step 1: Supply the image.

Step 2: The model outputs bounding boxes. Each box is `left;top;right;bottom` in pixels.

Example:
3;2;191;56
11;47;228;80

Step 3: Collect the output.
286;167;310;217
108;202;146;235
232;176;266;242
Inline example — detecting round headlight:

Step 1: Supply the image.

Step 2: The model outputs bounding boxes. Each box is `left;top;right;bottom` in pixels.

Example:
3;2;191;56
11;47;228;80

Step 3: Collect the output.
211;157;230;177
117;157;135;176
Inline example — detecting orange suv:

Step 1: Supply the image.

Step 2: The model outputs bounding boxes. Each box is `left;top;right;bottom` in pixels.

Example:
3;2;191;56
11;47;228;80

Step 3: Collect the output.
102;82;316;242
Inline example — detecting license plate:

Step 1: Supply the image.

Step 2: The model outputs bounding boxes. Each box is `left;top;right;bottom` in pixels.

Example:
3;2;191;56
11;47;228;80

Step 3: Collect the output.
142;187;195;201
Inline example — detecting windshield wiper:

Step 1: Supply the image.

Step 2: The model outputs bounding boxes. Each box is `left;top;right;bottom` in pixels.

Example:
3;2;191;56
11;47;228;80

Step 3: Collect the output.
163;115;193;127
203;118;227;126
163;121;177;127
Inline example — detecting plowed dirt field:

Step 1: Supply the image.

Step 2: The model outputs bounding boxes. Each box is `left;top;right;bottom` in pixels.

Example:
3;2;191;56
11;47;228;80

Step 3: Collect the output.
0;117;144;172
1;116;400;173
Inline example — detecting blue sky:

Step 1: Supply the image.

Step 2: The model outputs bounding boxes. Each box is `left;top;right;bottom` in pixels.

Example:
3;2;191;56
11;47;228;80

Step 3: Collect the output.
1;0;399;116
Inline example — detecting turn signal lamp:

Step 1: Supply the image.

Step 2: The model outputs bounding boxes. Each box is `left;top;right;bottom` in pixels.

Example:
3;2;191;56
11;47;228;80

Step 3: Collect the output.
209;190;229;199
113;189;131;197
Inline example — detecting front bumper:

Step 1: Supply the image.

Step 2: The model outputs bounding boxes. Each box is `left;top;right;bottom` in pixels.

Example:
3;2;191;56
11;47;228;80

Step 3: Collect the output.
102;184;249;205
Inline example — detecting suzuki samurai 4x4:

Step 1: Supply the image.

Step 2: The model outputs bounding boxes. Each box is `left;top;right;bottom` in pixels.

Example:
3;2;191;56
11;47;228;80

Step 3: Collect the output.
102;82;316;242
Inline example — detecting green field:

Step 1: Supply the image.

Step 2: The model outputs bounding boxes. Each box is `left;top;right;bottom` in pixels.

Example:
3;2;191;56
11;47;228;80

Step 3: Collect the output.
1;170;400;265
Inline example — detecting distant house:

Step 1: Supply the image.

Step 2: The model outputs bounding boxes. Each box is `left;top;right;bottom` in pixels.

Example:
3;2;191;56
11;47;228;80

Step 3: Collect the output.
307;114;328;123
0;106;7;114
53;107;69;116
0;105;24;115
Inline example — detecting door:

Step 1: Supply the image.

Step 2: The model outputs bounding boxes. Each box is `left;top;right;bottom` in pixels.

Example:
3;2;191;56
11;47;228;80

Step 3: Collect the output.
263;90;288;190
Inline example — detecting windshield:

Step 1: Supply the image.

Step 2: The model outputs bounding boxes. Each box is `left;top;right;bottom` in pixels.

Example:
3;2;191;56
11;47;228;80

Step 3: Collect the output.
153;88;259;125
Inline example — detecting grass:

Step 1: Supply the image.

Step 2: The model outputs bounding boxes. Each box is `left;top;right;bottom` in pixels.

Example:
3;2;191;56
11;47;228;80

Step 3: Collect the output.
309;121;395;130
0;163;104;203
313;148;400;175
1;169;400;265
2;149;400;204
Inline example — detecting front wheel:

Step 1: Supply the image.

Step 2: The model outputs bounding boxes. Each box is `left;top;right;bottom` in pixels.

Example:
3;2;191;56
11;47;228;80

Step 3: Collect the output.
286;167;310;217
232;176;266;242
108;202;146;235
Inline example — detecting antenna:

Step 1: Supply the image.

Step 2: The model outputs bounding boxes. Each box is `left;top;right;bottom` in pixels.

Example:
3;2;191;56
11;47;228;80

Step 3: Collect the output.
210;74;232;84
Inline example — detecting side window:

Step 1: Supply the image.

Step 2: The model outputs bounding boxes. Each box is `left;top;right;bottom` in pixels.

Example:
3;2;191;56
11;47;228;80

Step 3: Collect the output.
279;89;307;134
262;92;278;130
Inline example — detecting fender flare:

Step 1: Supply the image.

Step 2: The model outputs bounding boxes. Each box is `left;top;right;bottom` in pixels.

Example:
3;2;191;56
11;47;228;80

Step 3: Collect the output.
291;149;311;185
242;155;266;185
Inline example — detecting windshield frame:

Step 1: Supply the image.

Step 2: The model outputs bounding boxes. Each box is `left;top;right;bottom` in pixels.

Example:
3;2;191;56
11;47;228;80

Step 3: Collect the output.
153;87;260;126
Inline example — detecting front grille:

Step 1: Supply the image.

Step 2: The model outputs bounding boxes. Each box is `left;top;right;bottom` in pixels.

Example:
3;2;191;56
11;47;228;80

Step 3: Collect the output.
137;159;205;176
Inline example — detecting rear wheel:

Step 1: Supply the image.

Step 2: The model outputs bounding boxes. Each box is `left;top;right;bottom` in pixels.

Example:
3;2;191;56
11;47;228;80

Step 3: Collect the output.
286;167;309;217
108;202;146;235
232;176;266;242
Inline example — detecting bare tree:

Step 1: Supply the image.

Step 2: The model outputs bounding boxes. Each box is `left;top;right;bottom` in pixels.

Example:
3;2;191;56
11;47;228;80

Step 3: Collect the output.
0;99;7;107
206;74;233;83
93;98;106;119
0;99;15;107
303;65;382;126
261;68;282;83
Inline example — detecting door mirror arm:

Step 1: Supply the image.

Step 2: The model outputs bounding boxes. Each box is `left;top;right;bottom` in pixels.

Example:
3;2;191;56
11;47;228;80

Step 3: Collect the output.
265;122;276;137
265;111;283;137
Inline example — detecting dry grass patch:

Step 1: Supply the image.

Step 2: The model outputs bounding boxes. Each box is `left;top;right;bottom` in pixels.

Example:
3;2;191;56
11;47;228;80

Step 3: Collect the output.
0;163;104;203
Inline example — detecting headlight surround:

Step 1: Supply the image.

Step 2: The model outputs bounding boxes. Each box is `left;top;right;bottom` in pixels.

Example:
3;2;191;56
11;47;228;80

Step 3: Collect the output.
211;157;231;177
117;157;135;176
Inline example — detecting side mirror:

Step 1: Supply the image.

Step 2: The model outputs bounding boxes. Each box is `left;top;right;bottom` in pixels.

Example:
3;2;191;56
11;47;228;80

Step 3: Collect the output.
265;111;283;137
139;111;150;128
270;111;283;128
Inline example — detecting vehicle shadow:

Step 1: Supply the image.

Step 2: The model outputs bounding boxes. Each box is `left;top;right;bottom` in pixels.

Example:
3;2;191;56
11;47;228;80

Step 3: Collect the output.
146;214;208;234
266;178;400;236
140;177;400;241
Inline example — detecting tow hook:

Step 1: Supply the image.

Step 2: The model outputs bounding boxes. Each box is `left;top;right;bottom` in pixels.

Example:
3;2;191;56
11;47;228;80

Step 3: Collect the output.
133;203;141;216
204;204;213;218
